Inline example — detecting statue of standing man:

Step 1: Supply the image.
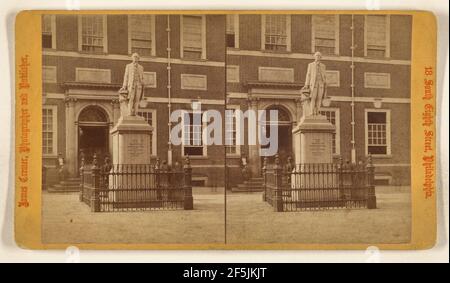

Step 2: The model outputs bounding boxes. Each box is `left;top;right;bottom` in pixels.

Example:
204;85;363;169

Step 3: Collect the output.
119;53;145;117
302;51;328;116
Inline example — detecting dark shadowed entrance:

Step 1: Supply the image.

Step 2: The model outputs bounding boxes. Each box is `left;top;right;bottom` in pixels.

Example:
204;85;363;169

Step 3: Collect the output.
77;106;110;166
261;105;293;165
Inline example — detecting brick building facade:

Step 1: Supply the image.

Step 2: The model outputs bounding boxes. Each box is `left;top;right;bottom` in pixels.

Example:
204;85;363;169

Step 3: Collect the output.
41;13;412;190
42;14;226;188
225;14;411;187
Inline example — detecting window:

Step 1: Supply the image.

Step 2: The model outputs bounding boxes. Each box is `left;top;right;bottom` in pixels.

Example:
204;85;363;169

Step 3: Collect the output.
365;15;390;58
137;110;157;156
225;106;241;156
182;111;206;156
319;109;340;155
312;15;339;55
42;15;55;49
262;15;290;52
226;15;239;48
43;106;57;156
365;110;391;155
128;15;155;57
181;15;205;60
79;15;107;53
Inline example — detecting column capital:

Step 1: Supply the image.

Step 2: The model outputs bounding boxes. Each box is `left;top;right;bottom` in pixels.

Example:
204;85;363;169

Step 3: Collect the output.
111;99;120;108
65;97;77;107
247;96;259;109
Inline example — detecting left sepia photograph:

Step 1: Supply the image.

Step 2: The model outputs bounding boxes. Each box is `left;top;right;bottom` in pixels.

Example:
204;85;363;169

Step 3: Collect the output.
41;13;226;244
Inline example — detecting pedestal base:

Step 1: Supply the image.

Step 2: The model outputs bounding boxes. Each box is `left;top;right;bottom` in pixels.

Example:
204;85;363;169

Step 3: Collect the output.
292;114;335;165
292;115;336;190
110;115;153;165
110;115;154;204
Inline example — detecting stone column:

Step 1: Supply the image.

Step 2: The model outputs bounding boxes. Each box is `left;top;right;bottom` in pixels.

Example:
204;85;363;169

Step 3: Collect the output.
293;98;303;160
65;97;77;178
247;97;261;177
110;99;120;157
111;99;121;126
295;98;303;123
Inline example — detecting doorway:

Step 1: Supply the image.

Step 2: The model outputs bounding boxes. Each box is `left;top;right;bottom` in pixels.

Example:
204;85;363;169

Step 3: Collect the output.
77;106;110;166
261;105;293;165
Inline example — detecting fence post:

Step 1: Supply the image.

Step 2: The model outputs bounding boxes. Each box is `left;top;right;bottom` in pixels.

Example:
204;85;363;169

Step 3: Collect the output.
90;153;101;212
273;154;284;212
366;155;377;209
183;156;194;210
79;155;85;202
262;157;267;201
155;158;162;200
338;156;345;200
155;158;160;186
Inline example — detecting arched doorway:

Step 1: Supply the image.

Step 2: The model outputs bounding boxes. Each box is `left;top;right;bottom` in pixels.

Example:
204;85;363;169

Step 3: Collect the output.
261;105;293;164
77;106;110;166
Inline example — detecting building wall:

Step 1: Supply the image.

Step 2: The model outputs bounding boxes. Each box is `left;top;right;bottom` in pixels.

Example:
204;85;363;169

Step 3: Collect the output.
43;14;226;188
42;14;412;188
226;14;412;186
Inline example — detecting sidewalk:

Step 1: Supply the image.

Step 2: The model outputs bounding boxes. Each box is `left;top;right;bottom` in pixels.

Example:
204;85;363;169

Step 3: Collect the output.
42;189;225;244
42;186;410;245
226;186;411;244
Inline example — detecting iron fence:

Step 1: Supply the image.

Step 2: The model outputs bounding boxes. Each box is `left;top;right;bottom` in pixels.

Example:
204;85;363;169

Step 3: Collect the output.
263;155;377;212
80;154;193;212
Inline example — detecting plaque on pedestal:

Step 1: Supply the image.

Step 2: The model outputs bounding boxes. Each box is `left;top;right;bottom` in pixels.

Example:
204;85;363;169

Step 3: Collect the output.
292;114;335;165
110;115;153;165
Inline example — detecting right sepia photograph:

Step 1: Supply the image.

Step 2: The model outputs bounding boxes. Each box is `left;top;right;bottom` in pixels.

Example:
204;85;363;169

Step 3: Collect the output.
224;13;412;244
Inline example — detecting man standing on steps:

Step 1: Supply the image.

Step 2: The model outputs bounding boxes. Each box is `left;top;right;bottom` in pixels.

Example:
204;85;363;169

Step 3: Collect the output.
119;52;145;116
304;51;328;116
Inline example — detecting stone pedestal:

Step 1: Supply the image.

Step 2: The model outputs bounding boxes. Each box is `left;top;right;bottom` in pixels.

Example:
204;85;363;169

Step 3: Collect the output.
110;115;153;165
292;115;335;165
291;115;336;191
109;115;153;206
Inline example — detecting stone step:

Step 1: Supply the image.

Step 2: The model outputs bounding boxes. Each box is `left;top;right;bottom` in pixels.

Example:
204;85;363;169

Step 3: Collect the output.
231;186;264;193
244;181;264;186
60;180;81;186
47;180;81;193
238;183;263;188
233;184;264;193
244;178;263;183
47;187;80;193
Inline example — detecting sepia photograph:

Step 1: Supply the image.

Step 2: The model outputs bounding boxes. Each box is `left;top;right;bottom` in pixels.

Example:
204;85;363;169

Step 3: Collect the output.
41;13;226;244
40;12;412;245
225;13;412;244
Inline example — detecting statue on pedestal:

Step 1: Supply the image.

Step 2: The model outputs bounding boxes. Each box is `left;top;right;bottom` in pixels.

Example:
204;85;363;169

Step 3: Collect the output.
301;51;328;116
118;53;145;117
